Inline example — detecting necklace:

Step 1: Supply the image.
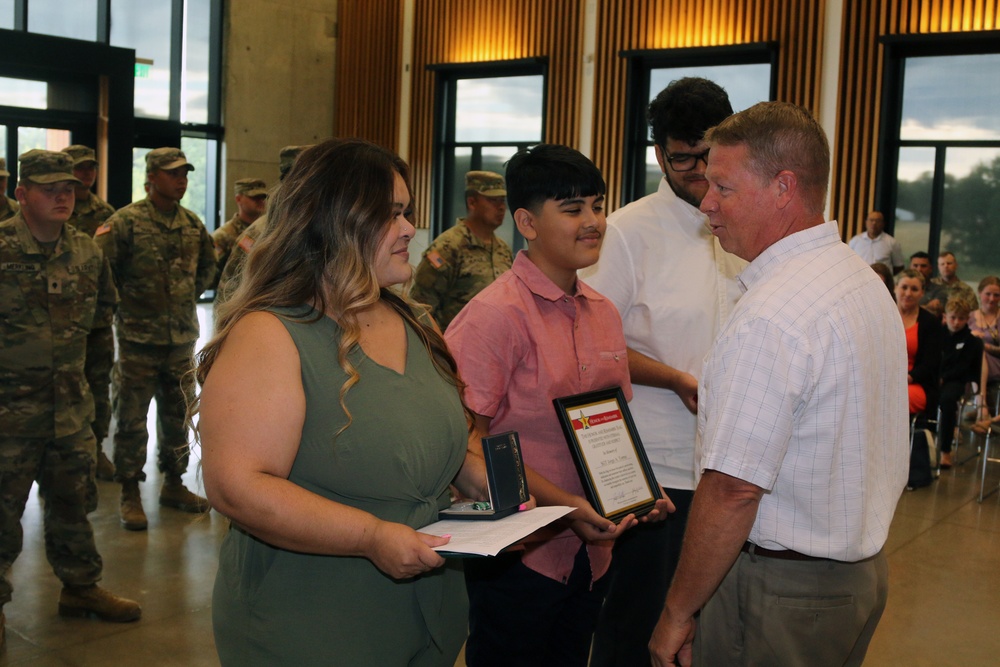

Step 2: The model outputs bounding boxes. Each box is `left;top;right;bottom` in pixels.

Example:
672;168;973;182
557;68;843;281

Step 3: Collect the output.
979;311;999;341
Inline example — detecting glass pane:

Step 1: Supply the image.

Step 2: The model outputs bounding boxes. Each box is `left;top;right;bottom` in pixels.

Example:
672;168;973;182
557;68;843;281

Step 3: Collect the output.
650;63;771;118
448;147;473;229
0;77;48;109
0;0;12;29
111;4;173;119
901;54;1000;141
17;127;72;154
131;147;151;203
644;145;662;196
940;147;1000;286
180;136;218;227
29;0;98;41
182;0;211;124
893;147;935;261
455;75;544;143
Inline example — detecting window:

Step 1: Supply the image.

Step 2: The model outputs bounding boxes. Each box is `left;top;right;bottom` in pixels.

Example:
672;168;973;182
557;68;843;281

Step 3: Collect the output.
0;77;48;109
880;35;1000;286
111;3;173;119
431;60;547;250
621;45;777;203
28;0;98;41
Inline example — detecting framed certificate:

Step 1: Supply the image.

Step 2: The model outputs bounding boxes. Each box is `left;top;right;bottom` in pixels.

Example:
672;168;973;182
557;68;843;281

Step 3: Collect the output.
554;387;660;523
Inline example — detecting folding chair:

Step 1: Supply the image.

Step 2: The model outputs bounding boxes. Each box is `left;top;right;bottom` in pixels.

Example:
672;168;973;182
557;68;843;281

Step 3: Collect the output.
954;382;984;466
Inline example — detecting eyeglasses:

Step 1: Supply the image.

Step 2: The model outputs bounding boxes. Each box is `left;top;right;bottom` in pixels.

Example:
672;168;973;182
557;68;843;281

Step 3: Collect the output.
665;149;710;172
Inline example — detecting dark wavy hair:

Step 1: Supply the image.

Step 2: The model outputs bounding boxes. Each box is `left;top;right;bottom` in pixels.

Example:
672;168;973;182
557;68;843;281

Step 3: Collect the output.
195;138;468;431
647;77;733;148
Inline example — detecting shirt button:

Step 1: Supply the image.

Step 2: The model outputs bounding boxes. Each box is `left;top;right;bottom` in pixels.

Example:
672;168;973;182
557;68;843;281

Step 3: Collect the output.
581;364;587;371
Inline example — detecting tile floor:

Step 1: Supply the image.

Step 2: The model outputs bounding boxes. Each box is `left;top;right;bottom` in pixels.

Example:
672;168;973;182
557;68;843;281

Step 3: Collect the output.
3;306;1000;665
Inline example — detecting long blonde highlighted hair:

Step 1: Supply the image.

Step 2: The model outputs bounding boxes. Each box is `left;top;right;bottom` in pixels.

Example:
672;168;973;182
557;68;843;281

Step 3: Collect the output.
194;138;467;430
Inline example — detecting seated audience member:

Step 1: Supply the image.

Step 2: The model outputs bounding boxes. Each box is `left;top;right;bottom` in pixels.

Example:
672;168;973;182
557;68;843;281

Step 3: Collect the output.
871;262;895;298
896;269;943;417
938;296;983;468
911;251;944;316
445;144;672;667
196;139;490;666
969;276;1000;411
929;251;978;314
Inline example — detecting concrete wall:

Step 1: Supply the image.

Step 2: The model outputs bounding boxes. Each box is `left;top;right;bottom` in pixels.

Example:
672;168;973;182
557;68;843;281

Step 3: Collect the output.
222;0;338;219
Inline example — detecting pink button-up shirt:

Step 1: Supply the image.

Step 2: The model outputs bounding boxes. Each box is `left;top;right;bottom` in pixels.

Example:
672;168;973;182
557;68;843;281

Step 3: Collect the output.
446;251;631;583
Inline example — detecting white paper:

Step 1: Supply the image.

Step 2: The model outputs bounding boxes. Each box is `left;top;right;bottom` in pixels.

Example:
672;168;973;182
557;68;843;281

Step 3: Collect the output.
420;506;574;557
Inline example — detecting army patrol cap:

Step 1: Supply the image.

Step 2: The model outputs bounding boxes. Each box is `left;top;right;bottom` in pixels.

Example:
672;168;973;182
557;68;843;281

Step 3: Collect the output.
235;178;268;197
279;145;311;178
466;171;506;197
0;157;9;177
146;147;195;173
62;144;98;166
18;149;82;184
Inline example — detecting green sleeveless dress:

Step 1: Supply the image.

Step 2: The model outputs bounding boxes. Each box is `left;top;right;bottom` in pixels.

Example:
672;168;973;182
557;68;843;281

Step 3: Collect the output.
212;306;469;666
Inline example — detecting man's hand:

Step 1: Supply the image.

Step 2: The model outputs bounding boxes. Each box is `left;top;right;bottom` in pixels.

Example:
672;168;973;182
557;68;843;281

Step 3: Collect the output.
649;606;696;667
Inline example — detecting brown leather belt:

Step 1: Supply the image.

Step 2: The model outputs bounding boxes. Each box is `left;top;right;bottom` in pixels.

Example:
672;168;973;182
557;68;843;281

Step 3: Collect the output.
741;541;828;562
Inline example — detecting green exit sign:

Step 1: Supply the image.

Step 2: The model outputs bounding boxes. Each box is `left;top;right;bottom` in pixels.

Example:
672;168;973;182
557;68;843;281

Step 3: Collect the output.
134;63;150;78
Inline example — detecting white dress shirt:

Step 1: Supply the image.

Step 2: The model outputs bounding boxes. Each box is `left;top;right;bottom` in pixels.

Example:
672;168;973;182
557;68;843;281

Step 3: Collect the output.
848;231;903;271
699;221;909;561
581;179;745;490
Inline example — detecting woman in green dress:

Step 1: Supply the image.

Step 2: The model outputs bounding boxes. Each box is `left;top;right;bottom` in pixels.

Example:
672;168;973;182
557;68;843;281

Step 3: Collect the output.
195;139;488;666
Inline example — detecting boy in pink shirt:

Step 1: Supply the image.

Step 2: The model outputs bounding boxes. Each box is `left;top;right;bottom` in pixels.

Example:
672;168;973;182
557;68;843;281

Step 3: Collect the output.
446;144;672;666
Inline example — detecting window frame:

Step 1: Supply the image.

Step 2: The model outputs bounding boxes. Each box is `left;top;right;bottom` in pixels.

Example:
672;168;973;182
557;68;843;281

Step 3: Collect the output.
428;57;548;244
619;43;778;206
877;31;1000;264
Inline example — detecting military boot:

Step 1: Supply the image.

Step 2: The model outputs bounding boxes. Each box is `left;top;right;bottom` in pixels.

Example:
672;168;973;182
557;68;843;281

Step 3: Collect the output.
159;475;210;513
58;585;141;622
95;450;115;482
120;480;148;531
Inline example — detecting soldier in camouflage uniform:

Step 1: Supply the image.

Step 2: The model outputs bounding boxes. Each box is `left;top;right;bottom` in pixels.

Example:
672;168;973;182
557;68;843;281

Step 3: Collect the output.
0;151;140;646
95;147;216;531
61;145;117;481
211;177;267;289
216;145;308;307
0;158;20;222
410;170;513;329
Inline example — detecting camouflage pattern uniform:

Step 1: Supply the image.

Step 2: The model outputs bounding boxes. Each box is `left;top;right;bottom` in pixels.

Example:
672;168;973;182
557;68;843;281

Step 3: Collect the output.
929;276;979;312
0;153;117;607
410;221;513;330
95;181;216;484
67;192;116;238
215;146;307;309
215;214;266;307
61;146;118;476
212;178;268;288
0;158;18;222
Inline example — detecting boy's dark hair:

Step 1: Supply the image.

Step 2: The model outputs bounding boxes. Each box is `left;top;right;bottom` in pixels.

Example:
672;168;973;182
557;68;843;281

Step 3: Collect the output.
505;144;606;214
647;77;733;149
910;251;931;261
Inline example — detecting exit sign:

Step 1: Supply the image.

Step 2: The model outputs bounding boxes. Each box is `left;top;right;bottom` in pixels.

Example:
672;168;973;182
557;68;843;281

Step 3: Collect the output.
134;63;150;78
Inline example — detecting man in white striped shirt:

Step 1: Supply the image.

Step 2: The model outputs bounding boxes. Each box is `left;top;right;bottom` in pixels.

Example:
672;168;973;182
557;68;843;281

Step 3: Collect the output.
650;102;908;667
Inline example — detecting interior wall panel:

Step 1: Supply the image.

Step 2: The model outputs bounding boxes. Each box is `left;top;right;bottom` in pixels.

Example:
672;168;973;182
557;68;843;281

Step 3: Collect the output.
833;0;1000;242
334;0;403;152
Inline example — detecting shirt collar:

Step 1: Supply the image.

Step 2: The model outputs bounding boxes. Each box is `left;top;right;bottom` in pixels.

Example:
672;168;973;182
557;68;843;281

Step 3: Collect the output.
737;220;841;293
510;250;602;303
458;218;495;249
657;177;710;229
10;213;68;257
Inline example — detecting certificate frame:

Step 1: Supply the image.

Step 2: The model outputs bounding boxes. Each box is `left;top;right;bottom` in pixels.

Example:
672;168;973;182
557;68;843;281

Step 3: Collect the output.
554;387;660;523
